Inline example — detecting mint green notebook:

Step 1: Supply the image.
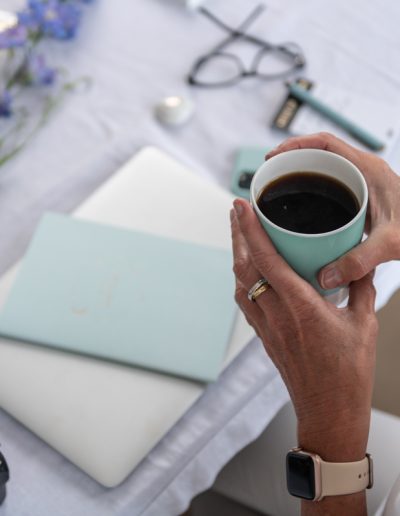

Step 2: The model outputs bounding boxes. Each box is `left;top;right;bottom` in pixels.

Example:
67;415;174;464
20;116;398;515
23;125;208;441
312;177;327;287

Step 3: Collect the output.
0;213;236;382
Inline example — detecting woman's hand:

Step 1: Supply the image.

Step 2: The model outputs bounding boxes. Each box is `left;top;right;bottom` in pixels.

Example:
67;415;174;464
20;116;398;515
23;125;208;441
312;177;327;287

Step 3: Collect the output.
267;132;400;290
231;198;378;515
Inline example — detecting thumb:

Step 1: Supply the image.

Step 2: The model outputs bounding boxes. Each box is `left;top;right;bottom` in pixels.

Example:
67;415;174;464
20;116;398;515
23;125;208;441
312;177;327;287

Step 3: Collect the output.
319;231;393;289
348;271;376;315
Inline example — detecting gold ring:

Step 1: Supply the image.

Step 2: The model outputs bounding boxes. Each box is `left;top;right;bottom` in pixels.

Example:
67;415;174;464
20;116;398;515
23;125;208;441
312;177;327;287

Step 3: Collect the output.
248;278;270;302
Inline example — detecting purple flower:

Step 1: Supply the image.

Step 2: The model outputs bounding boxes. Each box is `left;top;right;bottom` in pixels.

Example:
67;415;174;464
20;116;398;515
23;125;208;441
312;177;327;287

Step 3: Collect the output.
18;9;40;32
22;54;57;86
23;0;82;40
0;25;27;49
0;90;12;117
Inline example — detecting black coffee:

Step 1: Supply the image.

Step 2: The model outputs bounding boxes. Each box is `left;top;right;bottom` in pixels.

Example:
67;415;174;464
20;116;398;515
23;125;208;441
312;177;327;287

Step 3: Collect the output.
257;172;360;234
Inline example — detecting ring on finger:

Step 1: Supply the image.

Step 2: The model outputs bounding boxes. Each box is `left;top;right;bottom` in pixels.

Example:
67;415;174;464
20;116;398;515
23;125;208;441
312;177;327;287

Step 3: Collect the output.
248;278;271;302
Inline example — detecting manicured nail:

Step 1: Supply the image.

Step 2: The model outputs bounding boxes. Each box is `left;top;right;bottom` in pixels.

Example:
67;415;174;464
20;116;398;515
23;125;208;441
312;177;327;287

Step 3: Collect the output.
233;200;243;217
321;266;343;289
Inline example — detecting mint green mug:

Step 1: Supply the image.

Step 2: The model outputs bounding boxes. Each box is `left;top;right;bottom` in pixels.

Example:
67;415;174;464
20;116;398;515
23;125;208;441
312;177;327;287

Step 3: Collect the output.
250;149;368;304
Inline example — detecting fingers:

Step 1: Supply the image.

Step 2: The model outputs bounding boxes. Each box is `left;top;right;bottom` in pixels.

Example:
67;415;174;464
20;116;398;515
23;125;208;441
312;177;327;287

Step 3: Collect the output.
230;208;277;312
266;132;363;167
230;221;277;361
230;208;275;341
319;228;399;289
348;272;376;315
231;209;260;288
233;198;318;303
234;280;279;365
234;281;263;329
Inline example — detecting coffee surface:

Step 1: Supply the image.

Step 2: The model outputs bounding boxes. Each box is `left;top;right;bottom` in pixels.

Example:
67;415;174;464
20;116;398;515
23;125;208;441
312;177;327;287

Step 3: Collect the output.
257;172;360;234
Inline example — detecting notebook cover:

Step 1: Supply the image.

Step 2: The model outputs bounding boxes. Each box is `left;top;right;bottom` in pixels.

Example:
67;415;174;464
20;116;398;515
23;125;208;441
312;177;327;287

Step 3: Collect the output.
0;213;236;382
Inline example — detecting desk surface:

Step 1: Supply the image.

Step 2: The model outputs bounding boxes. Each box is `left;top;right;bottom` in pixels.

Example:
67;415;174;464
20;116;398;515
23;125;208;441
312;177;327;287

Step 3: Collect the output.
1;0;400;515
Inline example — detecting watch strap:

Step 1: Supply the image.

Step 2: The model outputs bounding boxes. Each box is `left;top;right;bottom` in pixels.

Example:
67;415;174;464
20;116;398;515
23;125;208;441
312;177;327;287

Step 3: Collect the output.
320;454;373;499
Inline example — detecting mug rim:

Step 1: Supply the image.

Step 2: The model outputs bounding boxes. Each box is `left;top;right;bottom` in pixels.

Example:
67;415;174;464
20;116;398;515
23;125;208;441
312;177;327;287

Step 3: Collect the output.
250;148;368;239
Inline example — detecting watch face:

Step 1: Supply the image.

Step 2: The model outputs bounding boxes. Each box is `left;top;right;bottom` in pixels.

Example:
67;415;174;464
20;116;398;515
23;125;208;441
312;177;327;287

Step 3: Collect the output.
286;452;315;500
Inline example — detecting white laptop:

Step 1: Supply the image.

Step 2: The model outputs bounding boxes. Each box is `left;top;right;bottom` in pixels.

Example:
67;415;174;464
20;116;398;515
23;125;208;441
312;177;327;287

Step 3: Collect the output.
0;147;254;487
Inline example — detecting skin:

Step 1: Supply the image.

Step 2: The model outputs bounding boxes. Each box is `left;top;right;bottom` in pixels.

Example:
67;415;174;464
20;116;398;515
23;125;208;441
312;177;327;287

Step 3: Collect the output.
230;133;400;515
266;132;400;289
231;202;376;515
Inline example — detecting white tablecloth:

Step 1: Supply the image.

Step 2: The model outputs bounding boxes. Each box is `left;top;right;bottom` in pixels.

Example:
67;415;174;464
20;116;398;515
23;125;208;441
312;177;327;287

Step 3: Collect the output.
1;1;400;515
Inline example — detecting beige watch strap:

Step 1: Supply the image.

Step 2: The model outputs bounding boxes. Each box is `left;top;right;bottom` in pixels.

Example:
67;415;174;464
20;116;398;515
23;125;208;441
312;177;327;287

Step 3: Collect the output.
320;455;373;499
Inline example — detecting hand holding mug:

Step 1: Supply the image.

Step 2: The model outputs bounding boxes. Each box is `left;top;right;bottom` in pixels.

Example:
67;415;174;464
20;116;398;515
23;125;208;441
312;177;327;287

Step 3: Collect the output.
230;201;377;461
250;145;368;303
267;132;400;289
231;201;378;514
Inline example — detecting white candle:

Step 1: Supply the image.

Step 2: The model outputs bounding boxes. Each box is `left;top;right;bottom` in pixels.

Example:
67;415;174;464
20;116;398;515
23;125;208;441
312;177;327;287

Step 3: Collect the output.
155;95;195;127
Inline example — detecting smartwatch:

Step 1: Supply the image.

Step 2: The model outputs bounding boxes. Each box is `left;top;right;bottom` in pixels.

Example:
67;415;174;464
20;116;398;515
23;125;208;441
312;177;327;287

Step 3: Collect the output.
286;447;373;501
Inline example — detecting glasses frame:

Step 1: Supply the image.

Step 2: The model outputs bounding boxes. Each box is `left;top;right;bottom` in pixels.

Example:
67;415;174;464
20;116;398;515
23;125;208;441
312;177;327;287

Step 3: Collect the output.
188;4;306;88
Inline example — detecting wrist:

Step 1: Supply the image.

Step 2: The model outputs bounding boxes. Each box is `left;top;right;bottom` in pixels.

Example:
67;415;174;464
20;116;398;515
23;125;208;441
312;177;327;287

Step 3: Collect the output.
295;387;372;462
297;404;371;462
298;416;370;462
287;440;371;515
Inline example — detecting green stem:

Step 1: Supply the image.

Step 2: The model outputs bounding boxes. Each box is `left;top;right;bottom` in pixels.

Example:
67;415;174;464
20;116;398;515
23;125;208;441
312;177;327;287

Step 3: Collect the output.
6;33;42;90
0;78;87;168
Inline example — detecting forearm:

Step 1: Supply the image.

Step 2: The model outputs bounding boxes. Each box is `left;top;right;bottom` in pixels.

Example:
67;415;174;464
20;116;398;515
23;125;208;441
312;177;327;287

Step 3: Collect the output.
302;492;366;516
298;416;371;516
297;407;371;461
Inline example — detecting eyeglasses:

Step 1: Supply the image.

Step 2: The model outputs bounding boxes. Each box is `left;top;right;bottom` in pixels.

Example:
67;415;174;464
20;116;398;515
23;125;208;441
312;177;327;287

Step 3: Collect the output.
188;4;306;88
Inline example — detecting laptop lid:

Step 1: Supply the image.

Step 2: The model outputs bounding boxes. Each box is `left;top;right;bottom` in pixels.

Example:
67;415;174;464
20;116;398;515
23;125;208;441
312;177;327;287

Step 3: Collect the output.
0;147;254;486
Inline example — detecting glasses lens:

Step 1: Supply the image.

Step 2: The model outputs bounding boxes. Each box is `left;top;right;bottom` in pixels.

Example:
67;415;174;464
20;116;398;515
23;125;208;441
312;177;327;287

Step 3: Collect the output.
256;48;301;78
193;53;242;86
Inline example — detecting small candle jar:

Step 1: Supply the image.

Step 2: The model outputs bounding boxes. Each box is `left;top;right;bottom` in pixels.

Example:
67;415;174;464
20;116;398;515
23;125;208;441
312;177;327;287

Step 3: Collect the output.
155;95;194;127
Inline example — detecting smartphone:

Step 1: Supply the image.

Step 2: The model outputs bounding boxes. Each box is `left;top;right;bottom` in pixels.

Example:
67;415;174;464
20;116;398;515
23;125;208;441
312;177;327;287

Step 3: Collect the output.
231;147;270;199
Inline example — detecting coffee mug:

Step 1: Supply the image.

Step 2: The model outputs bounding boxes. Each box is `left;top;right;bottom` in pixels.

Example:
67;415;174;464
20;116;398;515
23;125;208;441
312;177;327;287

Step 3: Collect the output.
250;149;368;303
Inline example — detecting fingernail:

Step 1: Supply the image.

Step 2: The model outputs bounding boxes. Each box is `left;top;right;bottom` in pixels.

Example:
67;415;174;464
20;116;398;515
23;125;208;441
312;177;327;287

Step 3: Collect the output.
233;200;243;218
321;266;343;289
230;208;235;222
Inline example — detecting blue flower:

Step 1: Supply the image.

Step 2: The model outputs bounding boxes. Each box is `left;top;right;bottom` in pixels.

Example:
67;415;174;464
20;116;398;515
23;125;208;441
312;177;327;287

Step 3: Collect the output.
0;91;12;117
23;54;57;85
0;25;27;48
20;0;82;40
18;9;39;32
